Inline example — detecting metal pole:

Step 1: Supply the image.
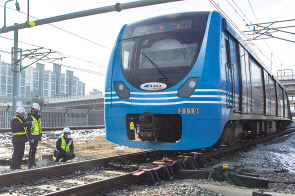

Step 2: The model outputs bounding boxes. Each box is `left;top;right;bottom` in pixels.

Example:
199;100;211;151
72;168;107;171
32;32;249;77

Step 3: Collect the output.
12;23;19;115
0;0;183;34
27;0;29;22
3;0;13;27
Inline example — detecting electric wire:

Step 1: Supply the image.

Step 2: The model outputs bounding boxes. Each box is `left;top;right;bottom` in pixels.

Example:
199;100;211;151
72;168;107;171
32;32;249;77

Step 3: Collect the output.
0;4;111;50
247;0;282;71
0;35;107;70
208;0;281;71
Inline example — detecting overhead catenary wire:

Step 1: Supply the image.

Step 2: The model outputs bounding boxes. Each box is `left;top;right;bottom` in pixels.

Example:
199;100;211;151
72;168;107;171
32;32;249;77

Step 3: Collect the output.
0;35;107;70
208;0;281;71
0;4;111;50
246;0;282;71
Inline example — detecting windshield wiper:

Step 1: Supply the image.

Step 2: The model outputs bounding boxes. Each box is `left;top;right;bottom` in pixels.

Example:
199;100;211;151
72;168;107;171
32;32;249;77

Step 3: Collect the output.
141;52;168;81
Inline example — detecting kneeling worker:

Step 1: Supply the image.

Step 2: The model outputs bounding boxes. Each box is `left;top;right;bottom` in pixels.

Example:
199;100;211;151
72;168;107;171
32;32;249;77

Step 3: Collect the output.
54;127;75;162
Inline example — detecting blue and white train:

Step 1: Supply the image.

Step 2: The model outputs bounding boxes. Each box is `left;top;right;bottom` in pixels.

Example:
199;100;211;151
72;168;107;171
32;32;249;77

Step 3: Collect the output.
104;11;292;150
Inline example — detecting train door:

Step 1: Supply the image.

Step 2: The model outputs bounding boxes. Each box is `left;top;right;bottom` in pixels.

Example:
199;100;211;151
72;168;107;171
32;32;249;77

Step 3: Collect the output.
225;36;234;108
225;35;240;111
229;37;240;112
239;46;251;113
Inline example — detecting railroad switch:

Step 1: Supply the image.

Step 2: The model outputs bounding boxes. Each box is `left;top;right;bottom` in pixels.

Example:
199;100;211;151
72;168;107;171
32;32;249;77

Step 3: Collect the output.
179;162;268;188
209;162;269;188
133;156;207;186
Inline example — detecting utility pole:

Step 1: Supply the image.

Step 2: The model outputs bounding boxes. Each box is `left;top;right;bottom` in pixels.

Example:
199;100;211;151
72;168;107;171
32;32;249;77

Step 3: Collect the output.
12;23;19;115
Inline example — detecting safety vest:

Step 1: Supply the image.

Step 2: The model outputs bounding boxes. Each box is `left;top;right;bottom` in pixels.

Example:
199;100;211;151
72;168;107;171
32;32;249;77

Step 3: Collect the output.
130;122;135;130
12;117;27;135
30;115;42;135
59;136;72;152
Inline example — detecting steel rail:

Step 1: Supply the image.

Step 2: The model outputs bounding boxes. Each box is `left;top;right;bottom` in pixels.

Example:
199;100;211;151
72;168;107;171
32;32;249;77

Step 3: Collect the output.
1;127;295;195
0;125;105;133
45;173;144;196
44;127;295;195
203;126;295;159
0;150;156;186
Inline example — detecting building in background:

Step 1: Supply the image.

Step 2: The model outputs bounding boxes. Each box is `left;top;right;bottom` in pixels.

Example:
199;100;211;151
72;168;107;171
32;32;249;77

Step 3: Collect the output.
0;60;26;98
1;60;85;98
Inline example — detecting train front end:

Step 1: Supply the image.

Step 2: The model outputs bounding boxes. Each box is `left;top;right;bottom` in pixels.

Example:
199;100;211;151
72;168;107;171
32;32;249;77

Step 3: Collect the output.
105;11;231;150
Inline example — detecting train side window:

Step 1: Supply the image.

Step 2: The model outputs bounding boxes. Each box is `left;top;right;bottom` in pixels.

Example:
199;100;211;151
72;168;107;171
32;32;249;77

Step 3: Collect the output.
269;76;276;116
229;37;240;112
239;46;248;113
277;84;284;117
264;71;270;115
245;51;251;113
250;58;264;114
280;87;284;117
284;91;288;118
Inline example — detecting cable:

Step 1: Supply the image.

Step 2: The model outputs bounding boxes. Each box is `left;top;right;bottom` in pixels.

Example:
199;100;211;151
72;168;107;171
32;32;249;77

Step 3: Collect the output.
0;35;107;69
246;0;282;70
224;0;251;30
230;0;253;25
0;49;11;54
247;0;258;23
208;0;282;71
0;4;111;50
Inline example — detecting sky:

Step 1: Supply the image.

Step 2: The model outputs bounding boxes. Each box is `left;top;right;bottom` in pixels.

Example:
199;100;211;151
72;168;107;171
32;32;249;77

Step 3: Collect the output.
0;0;294;93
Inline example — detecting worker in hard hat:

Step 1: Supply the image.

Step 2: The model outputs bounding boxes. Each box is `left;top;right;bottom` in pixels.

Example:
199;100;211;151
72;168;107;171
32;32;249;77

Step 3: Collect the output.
10;107;36;170
26;103;42;169
53;127;75;163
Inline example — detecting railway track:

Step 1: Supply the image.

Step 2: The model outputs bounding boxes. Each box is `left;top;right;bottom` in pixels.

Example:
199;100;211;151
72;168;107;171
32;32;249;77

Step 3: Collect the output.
0;126;294;195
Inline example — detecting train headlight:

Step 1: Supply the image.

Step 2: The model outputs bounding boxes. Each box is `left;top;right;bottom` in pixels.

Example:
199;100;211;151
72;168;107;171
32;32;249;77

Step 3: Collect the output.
114;81;130;99
177;77;199;98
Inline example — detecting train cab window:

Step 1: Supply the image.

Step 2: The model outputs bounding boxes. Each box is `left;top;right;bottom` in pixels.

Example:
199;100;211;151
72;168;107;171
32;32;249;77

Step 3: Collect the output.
250;59;264;114
138;38;196;69
121;40;136;71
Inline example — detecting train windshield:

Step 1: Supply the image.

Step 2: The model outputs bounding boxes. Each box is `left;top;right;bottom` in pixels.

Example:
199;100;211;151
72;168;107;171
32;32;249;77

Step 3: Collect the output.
120;12;209;90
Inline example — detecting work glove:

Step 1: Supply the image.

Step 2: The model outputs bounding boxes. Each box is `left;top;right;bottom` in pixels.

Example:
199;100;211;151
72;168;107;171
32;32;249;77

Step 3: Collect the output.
30;139;34;143
31;121;36;125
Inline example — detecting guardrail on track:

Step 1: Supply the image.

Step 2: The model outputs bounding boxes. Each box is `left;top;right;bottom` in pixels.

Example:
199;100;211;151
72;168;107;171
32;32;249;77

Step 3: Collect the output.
0;125;105;133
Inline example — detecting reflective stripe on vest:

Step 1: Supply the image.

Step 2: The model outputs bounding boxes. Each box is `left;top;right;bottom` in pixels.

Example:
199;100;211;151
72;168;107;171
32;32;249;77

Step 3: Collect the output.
31;116;42;135
60;136;72;152
12;117;27;135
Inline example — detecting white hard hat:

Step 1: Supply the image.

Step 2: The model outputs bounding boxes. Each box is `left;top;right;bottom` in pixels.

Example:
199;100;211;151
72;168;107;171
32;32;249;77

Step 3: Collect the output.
62;127;71;133
16;107;26;114
31;103;40;110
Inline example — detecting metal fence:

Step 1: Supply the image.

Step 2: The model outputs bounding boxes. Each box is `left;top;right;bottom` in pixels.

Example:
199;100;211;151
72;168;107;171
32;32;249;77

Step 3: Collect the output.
0;106;104;128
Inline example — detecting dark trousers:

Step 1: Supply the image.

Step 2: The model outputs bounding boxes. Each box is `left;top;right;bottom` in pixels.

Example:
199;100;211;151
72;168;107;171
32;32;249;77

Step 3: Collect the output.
11;141;26;169
29;141;38;167
54;150;75;162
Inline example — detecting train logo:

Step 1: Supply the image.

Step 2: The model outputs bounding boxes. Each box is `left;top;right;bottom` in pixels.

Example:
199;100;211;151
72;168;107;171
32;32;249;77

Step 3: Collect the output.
140;82;167;91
